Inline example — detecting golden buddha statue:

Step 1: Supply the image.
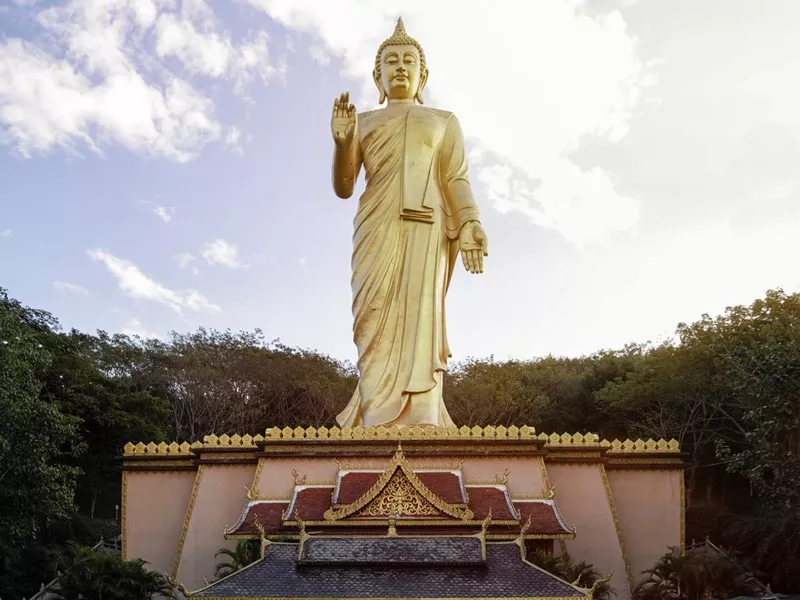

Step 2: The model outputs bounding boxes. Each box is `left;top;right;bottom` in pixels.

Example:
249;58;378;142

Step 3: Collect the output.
331;18;488;428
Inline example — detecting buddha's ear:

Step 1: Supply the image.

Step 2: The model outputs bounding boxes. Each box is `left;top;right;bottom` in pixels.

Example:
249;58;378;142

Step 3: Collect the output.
415;68;428;105
373;69;387;104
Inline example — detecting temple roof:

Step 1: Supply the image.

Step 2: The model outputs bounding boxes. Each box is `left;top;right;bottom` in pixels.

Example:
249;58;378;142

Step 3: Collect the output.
226;450;573;539
334;469;467;505
323;450;474;521
298;535;485;566
191;541;588;599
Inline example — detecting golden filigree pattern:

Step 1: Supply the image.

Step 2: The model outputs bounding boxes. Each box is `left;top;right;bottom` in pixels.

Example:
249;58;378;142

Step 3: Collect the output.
600;464;635;594
266;424;536;440
601;438;680;453
122;431;681;456
170;465;204;578
123;440;203;455
357;471;441;517
323;448;474;521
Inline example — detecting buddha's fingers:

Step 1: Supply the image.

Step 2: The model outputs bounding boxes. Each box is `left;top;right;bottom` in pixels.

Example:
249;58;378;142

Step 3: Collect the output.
472;250;482;274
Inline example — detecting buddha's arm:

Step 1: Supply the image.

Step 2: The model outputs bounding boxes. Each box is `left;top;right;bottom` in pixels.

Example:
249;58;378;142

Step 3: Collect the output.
441;115;481;239
332;128;362;199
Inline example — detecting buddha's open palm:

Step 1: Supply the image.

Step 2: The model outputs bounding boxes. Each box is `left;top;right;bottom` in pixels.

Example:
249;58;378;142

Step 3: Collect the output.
331;91;357;146
459;222;488;274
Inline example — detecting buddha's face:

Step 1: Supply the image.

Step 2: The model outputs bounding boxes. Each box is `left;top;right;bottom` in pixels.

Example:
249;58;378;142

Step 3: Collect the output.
378;44;425;102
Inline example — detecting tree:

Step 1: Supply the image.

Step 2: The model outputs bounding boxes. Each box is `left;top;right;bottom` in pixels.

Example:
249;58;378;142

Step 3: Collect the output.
633;546;761;600
57;546;173;600
0;288;82;581
528;551;614;600
214;540;260;579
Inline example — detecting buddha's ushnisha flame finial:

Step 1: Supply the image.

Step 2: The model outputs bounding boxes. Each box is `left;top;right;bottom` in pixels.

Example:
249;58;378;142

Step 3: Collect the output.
389;17;412;44
373;16;427;77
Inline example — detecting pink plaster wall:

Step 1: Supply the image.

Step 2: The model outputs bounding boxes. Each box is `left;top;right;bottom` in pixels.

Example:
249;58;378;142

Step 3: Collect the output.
252;455;547;499
176;464;255;591
462;457;546;497
547;464;631;600
607;469;682;581
255;458;339;497
124;471;195;574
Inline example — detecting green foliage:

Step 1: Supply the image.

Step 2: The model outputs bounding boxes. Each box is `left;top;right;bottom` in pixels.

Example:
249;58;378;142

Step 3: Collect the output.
723;508;800;591
528;551;614;599
0;289;82;577
633;546;761;600
2;284;800;592
214;540;260;579
56;546;173;600
446;347;642;433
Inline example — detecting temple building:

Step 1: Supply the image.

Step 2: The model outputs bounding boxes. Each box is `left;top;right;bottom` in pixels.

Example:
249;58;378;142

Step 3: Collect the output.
122;426;684;599
191;447;586;598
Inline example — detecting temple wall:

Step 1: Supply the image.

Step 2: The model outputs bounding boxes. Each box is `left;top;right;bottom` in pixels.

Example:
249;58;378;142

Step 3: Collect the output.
607;468;683;582
547;464;632;600
123;470;195;574
462;456;546;496
122;431;683;596
256;455;548;498
175;464;255;590
256;458;339;496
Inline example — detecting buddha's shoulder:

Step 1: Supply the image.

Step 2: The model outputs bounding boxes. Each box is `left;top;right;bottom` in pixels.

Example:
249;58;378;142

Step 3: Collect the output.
421;107;454;120
357;107;455;123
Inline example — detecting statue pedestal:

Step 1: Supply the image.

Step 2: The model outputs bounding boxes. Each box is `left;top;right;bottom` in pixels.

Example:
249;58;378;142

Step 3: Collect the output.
122;427;684;599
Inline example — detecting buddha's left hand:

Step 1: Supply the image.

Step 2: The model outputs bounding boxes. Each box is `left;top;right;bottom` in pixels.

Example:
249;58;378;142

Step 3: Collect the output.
459;221;488;274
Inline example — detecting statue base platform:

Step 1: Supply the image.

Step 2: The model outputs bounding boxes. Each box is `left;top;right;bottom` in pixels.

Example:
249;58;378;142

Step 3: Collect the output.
122;426;684;600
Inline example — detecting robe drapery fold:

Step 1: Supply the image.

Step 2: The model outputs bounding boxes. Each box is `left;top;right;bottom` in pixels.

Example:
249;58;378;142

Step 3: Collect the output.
336;107;480;428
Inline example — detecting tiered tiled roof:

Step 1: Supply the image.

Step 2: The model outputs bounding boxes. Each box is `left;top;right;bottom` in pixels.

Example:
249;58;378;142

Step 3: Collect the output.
226;449;574;539
298;535;485;566
191;541;588;599
334;470;467;505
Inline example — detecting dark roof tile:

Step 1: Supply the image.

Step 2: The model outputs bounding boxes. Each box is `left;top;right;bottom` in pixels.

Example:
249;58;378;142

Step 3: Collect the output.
299;536;484;566
192;541;586;598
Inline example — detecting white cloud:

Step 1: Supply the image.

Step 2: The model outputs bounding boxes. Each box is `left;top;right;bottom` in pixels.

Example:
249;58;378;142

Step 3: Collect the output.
244;1;652;246
176;252;196;268
53;281;90;295
309;44;330;66
89;248;220;313
298;257;307;265
224;126;243;154
121;317;161;339
201;239;242;268
1;229;10;237
154;13;277;93
0;0;278;161
142;201;176;223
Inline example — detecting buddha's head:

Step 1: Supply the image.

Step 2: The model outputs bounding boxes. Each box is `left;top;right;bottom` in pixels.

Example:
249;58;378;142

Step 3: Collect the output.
373;17;428;104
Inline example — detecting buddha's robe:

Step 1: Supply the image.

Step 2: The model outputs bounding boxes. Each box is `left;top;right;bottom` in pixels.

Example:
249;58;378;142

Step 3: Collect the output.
336;106;480;428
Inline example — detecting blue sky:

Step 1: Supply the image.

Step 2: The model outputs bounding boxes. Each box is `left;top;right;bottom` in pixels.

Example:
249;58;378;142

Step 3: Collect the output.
2;0;799;363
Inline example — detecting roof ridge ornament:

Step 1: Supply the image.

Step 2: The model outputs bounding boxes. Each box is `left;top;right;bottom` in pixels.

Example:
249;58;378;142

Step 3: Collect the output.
323;446;474;521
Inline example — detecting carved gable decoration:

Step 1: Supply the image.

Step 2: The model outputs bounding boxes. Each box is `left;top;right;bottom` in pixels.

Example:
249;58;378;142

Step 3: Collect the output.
356;469;440;517
323;448;474;521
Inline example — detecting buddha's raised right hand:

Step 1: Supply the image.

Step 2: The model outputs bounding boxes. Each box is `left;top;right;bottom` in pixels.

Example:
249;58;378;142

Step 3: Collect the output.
331;92;357;146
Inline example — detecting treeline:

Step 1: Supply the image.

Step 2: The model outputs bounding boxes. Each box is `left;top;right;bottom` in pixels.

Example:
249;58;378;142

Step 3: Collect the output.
1;287;799;595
